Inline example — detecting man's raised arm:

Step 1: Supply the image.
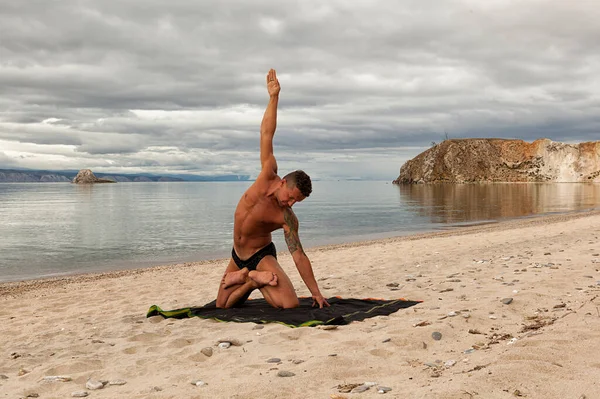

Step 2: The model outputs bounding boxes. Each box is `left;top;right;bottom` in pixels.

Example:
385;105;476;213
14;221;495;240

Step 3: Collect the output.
260;69;281;174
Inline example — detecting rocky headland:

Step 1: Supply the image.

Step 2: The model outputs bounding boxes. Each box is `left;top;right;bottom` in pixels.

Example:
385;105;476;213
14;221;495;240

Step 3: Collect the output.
394;138;600;184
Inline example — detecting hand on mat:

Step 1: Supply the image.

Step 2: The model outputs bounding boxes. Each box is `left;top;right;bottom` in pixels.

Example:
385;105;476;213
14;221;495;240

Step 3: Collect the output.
312;294;330;308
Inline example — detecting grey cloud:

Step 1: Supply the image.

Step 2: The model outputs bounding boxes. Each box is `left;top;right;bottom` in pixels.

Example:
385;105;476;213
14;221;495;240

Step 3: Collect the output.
1;0;599;179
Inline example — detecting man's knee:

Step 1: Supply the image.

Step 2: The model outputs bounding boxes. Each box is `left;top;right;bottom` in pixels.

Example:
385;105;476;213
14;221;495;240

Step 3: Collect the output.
279;296;299;309
215;295;228;309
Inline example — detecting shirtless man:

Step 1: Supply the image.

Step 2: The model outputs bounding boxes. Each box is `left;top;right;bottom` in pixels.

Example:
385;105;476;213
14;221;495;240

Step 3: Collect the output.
215;69;330;309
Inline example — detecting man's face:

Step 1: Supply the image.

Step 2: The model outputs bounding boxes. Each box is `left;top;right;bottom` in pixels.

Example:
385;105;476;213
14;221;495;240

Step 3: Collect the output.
279;182;306;208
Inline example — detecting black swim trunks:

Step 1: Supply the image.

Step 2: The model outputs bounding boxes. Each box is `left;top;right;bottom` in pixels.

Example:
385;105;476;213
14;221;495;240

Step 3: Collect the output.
232;242;277;271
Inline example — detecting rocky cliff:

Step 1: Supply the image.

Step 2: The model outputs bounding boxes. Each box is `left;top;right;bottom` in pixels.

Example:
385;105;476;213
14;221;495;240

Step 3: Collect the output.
72;169;116;184
394;139;600;184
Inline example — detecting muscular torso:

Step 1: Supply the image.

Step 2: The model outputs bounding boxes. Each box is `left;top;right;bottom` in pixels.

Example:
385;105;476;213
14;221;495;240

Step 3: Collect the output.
233;176;285;259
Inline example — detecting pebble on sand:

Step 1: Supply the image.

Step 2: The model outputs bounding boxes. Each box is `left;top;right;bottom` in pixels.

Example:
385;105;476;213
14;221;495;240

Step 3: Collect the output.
351;385;370;393
85;379;105;390
501;298;513;305
71;391;89;397
432;332;442;341
277;371;295;377
217;338;243;346
201;347;213;357
42;375;72;382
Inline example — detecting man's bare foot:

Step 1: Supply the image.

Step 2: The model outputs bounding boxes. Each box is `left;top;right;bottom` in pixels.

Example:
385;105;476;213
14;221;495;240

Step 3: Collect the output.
222;268;249;289
248;270;278;287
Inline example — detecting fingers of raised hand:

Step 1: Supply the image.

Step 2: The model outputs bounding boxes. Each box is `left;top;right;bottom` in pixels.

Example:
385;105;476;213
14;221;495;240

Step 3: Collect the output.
266;69;277;84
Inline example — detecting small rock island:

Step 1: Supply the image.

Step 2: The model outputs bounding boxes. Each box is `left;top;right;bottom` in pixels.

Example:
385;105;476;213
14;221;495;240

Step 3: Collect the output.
72;169;116;184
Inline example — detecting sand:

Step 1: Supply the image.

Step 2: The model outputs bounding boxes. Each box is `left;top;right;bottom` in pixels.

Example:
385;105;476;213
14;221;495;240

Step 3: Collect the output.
1;211;600;399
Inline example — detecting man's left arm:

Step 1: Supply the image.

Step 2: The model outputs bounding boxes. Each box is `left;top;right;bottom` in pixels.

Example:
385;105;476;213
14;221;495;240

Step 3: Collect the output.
283;208;330;308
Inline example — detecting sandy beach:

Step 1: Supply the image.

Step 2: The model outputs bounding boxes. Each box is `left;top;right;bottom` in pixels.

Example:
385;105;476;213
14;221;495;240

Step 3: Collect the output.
2;211;599;399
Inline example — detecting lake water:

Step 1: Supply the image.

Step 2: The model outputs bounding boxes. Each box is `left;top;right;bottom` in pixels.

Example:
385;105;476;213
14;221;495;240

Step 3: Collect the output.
1;181;599;282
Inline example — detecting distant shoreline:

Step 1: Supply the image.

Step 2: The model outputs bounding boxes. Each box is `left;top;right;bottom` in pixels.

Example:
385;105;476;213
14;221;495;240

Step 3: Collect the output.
0;168;251;183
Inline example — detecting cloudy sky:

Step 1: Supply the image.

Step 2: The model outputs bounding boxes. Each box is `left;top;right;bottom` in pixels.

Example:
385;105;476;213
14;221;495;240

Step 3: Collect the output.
1;0;598;180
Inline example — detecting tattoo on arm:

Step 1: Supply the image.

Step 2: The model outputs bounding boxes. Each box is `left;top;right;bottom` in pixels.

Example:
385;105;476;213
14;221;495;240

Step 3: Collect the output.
284;208;304;255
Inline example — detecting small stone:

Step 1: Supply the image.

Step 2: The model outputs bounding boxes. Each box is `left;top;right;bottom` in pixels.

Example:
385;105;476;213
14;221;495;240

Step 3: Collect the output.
447;311;457;317
86;380;105;390
553;303;566;309
501;298;513;305
444;360;456;368
432;332;442;341
217;338;243;346
277;371;295;377
544;252;551;255
413;321;431;327
108;379;127;385
292;359;305;364
18;368;29;376
489;315;497;319
351;385;369;393
319;325;338;330
386;283;399;287
377;386;392;393
26;394;39;398
71;392;89;398
382;338;391;343
218;342;231;349
464;348;476;354
252;325;264;330
42;375;72;382
267;358;281;363
195;380;206;387
201;347;213;357
152;386;162;392
364;382;377;387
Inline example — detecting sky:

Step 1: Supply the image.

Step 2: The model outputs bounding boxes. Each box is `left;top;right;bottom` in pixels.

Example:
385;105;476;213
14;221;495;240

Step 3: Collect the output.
0;0;599;180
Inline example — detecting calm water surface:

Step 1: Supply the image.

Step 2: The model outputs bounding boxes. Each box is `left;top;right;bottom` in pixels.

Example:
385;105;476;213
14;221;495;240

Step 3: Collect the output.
0;181;598;282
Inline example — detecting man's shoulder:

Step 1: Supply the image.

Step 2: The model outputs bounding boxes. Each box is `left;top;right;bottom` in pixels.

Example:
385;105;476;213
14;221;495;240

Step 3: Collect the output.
255;171;281;187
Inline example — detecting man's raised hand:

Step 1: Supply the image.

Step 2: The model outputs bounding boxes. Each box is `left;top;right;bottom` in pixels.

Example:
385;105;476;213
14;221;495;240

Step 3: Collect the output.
266;69;280;97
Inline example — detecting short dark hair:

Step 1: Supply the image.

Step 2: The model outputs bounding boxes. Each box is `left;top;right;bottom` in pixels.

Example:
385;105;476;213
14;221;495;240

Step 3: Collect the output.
283;170;312;197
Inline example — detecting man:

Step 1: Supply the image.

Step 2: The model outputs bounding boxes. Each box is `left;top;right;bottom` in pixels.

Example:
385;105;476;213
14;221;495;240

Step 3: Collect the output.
215;69;330;309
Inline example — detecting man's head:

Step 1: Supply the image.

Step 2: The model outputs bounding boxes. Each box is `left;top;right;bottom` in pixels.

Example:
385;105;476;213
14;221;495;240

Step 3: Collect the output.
277;170;312;207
